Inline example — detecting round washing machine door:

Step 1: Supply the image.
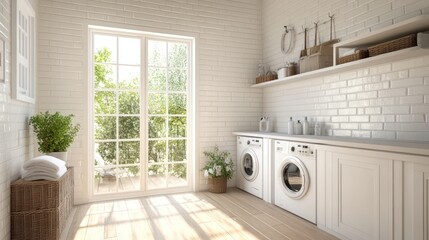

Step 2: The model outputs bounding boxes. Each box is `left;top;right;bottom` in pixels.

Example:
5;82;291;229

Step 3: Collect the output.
280;156;309;199
240;149;259;181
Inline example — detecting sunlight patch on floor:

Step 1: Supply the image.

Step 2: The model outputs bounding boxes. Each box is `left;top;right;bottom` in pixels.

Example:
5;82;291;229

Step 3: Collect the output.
72;193;261;240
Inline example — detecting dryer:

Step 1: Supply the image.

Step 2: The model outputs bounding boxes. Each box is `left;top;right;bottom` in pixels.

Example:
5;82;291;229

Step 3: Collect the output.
274;140;316;223
237;136;263;198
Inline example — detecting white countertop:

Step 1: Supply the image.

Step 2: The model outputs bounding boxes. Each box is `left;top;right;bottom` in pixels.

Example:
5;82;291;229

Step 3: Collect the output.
233;131;429;156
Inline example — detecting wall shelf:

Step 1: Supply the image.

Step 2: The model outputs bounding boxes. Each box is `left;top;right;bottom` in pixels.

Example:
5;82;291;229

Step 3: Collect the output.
252;15;429;89
252;46;429;88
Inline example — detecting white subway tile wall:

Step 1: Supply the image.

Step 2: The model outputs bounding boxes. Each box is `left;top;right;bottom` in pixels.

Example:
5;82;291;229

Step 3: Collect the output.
262;0;429;141
0;0;37;239
37;0;263;202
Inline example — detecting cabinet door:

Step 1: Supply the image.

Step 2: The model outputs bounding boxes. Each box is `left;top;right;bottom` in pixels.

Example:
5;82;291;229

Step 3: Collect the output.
331;152;393;240
404;162;429;240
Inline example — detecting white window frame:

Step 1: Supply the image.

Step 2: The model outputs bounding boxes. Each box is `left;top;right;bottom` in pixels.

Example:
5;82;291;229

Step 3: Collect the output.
88;26;194;201
12;0;36;103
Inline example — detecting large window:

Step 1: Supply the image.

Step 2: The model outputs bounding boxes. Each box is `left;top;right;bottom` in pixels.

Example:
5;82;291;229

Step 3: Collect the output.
90;28;192;196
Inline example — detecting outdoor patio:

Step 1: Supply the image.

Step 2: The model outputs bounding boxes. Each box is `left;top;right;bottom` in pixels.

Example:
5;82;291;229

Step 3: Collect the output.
94;175;187;194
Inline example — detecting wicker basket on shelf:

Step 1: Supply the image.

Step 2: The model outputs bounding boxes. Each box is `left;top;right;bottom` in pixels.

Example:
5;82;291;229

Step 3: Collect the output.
256;74;277;84
338;49;369;65
368;33;417;57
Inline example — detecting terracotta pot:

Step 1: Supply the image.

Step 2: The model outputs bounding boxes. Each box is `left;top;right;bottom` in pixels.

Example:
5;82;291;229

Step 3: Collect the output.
208;176;227;193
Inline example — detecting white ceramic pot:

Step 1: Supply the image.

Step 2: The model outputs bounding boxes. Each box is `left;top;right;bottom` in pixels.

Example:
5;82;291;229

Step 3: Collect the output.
47;152;68;162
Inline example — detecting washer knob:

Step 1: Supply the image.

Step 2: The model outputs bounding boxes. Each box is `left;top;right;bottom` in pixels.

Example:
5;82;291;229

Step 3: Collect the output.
247;140;251;145
291;146;295;152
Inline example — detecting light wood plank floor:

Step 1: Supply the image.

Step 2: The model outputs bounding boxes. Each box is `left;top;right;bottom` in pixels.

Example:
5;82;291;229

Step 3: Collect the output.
62;188;338;240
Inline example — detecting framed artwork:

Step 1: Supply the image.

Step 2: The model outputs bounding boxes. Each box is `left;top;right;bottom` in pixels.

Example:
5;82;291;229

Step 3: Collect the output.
12;0;36;103
0;37;4;82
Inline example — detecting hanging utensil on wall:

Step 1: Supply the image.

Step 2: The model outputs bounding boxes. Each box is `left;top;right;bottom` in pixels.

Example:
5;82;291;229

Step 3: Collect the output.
310;21;319;55
281;26;294;55
329;13;334;40
300;27;307;57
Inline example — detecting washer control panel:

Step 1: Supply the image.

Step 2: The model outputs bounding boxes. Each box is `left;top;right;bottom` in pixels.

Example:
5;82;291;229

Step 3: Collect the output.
247;138;262;147
238;136;262;147
290;143;316;158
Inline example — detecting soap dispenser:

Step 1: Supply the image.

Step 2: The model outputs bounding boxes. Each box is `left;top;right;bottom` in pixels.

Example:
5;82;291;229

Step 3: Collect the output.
295;120;303;135
303;117;310;135
259;117;267;132
287;117;294;135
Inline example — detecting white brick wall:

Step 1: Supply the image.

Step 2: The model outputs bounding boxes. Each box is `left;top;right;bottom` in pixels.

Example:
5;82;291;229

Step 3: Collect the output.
0;0;37;239
262;0;429;141
37;0;262;202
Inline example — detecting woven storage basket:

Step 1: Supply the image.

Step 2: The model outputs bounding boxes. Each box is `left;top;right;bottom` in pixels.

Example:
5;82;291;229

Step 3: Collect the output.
208;176;227;193
11;168;73;212
256;74;277;84
11;168;74;240
368;33;417;57
338;49;369;65
11;195;73;240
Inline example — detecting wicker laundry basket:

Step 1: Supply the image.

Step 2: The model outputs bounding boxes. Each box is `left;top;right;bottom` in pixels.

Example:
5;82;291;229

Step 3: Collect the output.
11;168;74;240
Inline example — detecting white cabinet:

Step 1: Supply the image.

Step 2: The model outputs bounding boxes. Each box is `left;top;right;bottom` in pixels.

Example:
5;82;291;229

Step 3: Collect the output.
317;146;394;240
318;145;429;240
404;160;429;240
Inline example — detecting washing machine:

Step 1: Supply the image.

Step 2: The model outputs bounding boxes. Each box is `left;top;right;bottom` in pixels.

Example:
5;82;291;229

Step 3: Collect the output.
237;136;263;198
274;140;316;223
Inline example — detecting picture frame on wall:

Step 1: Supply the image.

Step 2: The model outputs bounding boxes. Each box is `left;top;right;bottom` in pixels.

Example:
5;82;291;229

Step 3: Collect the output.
0;37;4;83
12;0;36;103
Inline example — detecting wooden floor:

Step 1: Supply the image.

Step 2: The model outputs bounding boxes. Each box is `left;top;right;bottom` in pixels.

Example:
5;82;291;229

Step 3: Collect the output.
62;188;338;240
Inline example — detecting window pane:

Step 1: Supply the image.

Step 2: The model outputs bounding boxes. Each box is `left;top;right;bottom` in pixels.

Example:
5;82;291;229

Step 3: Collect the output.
168;163;187;187
119;66;140;89
148;40;166;67
119;37;140;65
95;142;116;165
94;64;116;89
168;42;187;68
95;91;115;114
119;92;140;114
148;67;166;91
168;117;186;138
148;164;166;189
148;93;166;115
95;116;116;140
148;140;166;163
119;141;140;164
119;116;140;139
168;140;186;162
118;166;140;192
148;116;166;138
168;69;187;91
94;170;116;194
168;94;186;115
94;34;117;63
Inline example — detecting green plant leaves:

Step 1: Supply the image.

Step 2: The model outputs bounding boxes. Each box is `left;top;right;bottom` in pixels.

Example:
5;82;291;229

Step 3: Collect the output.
28;111;80;153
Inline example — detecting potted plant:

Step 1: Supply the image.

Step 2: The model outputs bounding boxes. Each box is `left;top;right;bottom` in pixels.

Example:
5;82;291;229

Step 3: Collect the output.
203;146;233;193
29;111;80;162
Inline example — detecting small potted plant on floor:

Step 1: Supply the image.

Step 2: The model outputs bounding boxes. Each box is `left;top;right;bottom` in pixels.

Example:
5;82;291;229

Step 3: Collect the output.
29;111;80;162
203;145;234;193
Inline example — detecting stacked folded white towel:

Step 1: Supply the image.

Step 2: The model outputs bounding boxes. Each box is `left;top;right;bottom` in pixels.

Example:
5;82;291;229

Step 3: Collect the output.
22;155;67;181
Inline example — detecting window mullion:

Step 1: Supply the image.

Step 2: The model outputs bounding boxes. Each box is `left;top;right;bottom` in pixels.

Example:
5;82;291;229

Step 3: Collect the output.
165;42;170;188
115;36;120;193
